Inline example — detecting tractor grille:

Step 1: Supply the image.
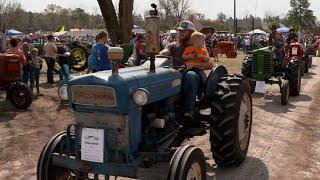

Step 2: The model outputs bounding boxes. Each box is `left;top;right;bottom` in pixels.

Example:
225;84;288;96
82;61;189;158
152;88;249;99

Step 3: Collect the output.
71;85;117;107
252;51;273;81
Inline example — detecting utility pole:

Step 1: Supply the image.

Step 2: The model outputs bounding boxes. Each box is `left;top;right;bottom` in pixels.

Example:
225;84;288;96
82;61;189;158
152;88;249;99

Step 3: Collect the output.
234;0;236;34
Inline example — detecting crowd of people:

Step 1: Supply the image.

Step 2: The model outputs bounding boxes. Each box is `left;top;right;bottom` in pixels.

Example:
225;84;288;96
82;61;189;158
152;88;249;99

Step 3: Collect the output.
2;22;320;105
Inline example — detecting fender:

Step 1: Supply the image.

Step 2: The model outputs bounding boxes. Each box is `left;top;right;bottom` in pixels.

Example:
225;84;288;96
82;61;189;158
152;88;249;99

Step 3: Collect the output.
204;65;228;100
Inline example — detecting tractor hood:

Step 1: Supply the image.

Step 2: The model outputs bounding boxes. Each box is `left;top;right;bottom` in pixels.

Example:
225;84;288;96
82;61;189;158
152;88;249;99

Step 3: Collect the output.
67;64;182;114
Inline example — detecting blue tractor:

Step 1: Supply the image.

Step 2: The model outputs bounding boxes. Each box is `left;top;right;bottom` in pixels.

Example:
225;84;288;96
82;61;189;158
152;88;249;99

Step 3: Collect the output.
37;4;253;180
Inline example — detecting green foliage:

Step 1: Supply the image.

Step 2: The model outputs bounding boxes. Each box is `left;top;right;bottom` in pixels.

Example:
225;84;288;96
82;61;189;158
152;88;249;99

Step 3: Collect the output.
0;3;104;32
4;122;13;128
287;0;316;30
216;23;225;31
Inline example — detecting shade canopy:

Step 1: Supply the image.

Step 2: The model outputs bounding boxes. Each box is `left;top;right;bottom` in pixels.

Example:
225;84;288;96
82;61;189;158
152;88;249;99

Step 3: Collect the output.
248;29;267;35
276;27;289;33
5;29;23;36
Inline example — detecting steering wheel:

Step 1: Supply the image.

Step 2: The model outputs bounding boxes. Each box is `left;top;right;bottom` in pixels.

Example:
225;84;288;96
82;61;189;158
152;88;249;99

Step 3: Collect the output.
155;55;187;71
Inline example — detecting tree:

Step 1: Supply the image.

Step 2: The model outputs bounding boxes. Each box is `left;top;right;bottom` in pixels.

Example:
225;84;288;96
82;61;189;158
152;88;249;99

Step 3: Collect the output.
287;0;316;30
217;12;226;23
158;0;190;30
97;0;133;44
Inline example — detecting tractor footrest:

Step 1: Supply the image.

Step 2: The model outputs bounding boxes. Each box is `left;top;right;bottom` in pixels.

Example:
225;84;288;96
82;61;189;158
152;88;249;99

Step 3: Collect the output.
52;153;138;178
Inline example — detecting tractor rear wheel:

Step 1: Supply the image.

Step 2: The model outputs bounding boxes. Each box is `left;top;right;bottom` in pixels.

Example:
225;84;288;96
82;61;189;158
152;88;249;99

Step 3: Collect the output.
241;57;255;92
9;82;32;109
37;131;75;180
167;145;206;180
287;59;301;96
210;74;252;166
71;46;88;72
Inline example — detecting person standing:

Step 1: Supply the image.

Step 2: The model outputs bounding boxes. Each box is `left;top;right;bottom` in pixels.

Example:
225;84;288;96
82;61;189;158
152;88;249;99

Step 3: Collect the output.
57;39;70;83
30;48;43;96
87;32;111;72
43;35;58;84
21;42;32;85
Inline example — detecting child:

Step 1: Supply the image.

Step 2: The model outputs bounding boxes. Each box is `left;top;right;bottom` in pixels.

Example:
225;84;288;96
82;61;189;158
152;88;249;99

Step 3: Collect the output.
182;32;210;65
30;48;43;96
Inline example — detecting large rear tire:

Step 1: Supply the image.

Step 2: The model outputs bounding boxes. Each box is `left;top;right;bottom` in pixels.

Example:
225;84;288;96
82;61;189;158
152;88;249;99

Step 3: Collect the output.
70;46;88;72
167;145;206;180
287;59;301;96
210;74;252;166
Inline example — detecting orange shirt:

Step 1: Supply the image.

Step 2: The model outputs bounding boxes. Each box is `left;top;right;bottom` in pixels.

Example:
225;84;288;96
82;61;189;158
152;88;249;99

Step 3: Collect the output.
183;46;209;63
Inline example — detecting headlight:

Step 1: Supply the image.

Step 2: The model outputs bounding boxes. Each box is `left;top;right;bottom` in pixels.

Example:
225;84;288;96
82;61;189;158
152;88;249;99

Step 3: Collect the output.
58;85;68;100
133;88;149;106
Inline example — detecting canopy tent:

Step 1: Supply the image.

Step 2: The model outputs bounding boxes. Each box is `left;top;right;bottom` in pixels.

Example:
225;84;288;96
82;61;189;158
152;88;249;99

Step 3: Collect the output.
53;31;67;36
277;27;289;33
5;29;23;36
132;28;145;34
248;29;267;35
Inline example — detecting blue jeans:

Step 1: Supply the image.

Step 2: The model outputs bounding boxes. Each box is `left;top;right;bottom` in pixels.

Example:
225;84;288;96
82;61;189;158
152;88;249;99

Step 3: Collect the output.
22;70;30;85
30;68;40;93
59;64;70;82
182;71;201;113
45;57;55;84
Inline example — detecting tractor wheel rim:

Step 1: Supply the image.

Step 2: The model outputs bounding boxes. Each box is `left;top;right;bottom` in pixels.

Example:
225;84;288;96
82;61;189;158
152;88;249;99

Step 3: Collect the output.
14;88;27;105
238;93;252;151
186;162;202;180
72;48;86;68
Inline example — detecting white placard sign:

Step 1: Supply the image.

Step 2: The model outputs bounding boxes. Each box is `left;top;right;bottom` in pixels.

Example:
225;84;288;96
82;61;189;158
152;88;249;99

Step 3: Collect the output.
292;47;298;55
255;81;265;93
81;128;104;163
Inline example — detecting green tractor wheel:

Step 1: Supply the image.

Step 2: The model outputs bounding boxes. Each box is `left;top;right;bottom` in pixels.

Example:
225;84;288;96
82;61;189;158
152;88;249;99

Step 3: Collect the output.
70;46;88;72
280;79;290;105
287;59;301;96
210;74;252;166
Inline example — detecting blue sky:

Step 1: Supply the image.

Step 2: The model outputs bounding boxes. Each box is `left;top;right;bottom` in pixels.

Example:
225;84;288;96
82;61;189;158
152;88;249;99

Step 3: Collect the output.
14;0;320;20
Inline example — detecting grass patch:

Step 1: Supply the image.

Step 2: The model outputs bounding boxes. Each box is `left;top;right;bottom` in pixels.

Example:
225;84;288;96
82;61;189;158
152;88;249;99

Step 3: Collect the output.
210;51;245;69
4;121;13;128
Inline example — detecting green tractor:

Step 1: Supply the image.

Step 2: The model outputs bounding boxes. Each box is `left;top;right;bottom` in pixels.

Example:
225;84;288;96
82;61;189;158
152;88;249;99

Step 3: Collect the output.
242;46;301;105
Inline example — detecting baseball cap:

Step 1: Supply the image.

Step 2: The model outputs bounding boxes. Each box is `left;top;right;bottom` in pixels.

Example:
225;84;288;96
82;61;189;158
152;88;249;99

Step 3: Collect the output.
178;20;195;31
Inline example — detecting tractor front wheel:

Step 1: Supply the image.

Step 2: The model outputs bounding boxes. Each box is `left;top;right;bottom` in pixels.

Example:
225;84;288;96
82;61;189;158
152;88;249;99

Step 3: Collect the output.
37;131;75;180
210;74;252;166
167;145;206;180
287;59;301;96
280;79;289;105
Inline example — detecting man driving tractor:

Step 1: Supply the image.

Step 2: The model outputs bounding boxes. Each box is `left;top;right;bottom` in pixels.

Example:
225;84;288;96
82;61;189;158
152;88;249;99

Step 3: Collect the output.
268;25;285;61
286;27;299;44
159;20;213;120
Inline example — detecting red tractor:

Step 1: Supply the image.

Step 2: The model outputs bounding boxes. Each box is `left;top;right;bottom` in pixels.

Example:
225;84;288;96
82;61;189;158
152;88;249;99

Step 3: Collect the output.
217;41;237;58
286;42;306;76
0;54;32;109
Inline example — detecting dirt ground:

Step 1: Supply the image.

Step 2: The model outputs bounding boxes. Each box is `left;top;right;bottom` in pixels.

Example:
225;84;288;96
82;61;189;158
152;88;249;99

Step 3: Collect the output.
1;56;320;180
